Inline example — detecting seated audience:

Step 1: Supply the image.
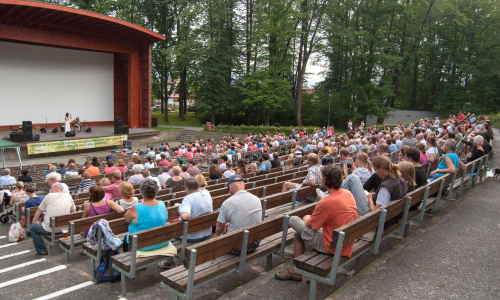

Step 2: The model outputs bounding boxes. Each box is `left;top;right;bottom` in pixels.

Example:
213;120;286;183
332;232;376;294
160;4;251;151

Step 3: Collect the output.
124;179;169;254
216;175;262;254
57;163;68;176
223;162;236;178
48;176;69;193
117;159;128;173
249;163;258;173
17;168;32;183
367;156;408;211
429;140;466;180
144;156;157;169
45;165;62;182
186;159;200;176
258;153;272;172
275;165;359;282
235;158;248;175
208;164;223;180
142;169;161;190
164;166;185;189
64;163;79;178
101;170;123;199
78;171;96;194
404;147;428;189
10;181;29;207
415;143;428;164
282;153;321;193
157;166;172;187
103;160;118;174
117;182;139;210
22;184;43;226
128;165;145;185
398;161;416;193
30;183;75;255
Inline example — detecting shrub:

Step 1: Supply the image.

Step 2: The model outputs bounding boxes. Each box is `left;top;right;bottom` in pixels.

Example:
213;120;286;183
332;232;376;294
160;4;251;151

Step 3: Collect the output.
487;113;500;128
204;124;346;136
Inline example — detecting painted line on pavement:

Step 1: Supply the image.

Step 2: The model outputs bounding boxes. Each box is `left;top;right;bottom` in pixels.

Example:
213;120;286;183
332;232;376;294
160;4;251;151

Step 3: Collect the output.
32;281;94;300
0;250;31;261
0;258;46;274
0;236;6;239
0;265;67;289
0;243;17;248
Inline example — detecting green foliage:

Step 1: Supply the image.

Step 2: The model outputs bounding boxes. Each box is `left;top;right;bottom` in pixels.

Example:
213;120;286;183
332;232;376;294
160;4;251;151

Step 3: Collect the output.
205;124;346;136
45;0;500;128
488;113;500;128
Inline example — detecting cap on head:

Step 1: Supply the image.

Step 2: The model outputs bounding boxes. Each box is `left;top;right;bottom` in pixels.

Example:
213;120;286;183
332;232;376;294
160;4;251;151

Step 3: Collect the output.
228;175;244;185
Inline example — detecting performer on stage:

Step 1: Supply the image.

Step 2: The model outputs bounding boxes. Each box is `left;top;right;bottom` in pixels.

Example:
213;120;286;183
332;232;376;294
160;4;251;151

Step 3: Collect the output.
73;117;81;132
64;112;72;133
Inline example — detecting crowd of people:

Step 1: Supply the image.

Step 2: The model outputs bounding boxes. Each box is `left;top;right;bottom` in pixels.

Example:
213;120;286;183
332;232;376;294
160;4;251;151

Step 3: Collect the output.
0;111;494;278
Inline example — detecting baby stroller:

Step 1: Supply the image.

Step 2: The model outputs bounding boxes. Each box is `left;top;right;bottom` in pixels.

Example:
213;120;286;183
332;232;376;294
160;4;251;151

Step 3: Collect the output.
0;190;12;224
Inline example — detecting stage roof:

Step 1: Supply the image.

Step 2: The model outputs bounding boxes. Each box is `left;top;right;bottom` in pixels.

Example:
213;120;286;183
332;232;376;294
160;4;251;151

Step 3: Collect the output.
0;0;164;45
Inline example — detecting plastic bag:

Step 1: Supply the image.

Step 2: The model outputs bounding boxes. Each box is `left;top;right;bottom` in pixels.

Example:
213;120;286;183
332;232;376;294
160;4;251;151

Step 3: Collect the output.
8;222;25;242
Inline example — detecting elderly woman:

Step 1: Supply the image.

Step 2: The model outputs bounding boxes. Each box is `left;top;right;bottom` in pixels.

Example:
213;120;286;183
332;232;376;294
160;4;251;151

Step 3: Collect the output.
10;181;29;207
123;179;169;253
465;135;485;163
164;166;185;189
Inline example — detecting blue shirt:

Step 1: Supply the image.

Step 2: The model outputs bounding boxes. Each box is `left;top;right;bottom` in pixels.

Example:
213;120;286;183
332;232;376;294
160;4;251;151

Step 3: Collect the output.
0;175;16;186
24;196;44;217
258;161;272;172
304;144;313;151
179;190;213;240
389;144;398;153
128;201;168;251
436;153;460;177
279;140;286;146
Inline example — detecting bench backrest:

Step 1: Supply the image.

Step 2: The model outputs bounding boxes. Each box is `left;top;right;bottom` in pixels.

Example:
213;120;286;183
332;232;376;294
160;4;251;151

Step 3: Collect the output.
185;201;318;267
331;208;382;249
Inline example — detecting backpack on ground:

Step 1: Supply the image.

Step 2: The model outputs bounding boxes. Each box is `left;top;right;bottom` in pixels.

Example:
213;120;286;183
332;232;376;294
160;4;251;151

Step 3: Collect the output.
94;249;121;283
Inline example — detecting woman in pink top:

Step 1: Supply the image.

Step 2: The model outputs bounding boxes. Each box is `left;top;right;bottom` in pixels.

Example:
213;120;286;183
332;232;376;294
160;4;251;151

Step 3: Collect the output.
186;148;194;159
116;159;128;173
103;160;118;174
81;186;124;241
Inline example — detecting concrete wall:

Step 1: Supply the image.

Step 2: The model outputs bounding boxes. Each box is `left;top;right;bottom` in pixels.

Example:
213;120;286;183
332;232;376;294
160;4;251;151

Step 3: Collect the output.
366;110;442;125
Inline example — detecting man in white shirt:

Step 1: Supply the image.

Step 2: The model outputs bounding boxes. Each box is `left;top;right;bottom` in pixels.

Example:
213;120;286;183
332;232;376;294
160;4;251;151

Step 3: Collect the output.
128;165;145;185
0;168;16;186
47;176;70;193
157;166;171;187
141;169;161;190
45;165;62;182
30;183;75;255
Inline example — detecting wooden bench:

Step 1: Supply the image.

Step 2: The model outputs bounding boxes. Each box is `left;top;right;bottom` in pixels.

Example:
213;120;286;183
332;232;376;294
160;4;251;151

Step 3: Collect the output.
59;211;125;262
159;202;317;300
42;212;83;254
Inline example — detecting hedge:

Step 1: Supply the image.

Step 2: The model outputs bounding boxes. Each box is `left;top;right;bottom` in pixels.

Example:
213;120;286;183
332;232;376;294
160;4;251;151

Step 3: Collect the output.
204;124;344;136
487;113;500;128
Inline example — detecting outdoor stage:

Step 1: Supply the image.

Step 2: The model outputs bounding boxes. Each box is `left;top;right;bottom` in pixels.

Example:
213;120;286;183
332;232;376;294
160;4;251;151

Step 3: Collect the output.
0;126;160;159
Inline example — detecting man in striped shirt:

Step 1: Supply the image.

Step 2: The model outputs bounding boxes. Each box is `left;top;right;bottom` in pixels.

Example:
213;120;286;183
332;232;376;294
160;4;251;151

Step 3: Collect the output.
78;171;96;194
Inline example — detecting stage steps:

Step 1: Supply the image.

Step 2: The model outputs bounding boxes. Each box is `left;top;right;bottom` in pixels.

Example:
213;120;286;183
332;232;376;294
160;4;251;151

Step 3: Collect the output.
177;129;196;144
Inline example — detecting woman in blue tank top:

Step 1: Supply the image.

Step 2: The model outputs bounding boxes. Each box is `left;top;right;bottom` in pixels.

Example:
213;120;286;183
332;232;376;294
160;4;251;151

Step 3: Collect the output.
430;140;465;180
124;179;168;251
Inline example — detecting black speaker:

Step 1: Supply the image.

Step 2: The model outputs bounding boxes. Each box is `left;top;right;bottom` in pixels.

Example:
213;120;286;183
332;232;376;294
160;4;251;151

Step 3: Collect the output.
114;117;122;134
32;134;40;141
22;121;32;135
65;131;76;137
52;128;58;133
85;127;92;133
10;133;31;142
121;125;129;134
125;140;132;146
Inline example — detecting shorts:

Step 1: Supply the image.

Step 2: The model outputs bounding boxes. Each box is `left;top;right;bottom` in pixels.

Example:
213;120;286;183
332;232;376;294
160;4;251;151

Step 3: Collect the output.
294;184;302;190
289;216;329;254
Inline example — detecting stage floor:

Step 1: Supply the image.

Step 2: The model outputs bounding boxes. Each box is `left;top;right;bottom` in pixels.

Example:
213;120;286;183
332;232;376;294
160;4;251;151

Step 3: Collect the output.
0;126;159;144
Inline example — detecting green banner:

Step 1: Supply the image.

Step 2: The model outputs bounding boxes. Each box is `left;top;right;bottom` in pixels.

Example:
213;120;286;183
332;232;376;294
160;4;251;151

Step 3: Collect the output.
27;135;128;155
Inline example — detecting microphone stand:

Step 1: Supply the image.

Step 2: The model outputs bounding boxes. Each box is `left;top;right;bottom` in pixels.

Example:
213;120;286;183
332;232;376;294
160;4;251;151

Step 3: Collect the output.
59;117;62;137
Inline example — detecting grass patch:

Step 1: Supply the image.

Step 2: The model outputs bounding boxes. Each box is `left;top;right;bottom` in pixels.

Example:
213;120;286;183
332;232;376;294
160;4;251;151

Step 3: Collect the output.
152;127;183;131
151;111;203;127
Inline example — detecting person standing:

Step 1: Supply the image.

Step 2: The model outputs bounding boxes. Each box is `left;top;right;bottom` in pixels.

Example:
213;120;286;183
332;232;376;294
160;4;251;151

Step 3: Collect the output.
64;112;72;133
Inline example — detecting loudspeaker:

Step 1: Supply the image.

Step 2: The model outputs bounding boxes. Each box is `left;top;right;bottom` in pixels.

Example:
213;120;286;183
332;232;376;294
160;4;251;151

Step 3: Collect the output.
65;131;76;137
32;134;40;141
52;128;58;133
22;121;32;135
125;140;132;146
10;133;31;142
114;117;122;134
121;125;129;134
40;128;46;133
85;127;92;133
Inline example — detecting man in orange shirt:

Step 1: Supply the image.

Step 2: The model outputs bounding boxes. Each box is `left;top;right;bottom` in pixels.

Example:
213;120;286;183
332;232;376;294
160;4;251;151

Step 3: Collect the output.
275;165;359;282
84;161;100;176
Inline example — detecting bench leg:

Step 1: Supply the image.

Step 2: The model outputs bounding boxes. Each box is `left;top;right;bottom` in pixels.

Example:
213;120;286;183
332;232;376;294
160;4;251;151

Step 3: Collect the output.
121;273;127;296
265;254;273;271
65;251;69;264
309;278;317;300
90;258;95;279
354;257;362;273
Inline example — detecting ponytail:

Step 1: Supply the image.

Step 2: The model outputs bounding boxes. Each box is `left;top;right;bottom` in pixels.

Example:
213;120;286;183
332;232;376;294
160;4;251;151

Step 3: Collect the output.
372;156;400;178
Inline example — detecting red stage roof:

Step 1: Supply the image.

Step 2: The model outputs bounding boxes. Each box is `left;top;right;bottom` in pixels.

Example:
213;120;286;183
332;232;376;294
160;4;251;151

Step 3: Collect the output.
0;0;164;44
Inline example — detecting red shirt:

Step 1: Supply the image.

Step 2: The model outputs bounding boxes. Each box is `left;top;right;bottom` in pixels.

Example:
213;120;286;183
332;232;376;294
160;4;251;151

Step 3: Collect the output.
86;165;100;176
308;188;359;257
458;114;464;121
158;160;169;167
103;167;118;174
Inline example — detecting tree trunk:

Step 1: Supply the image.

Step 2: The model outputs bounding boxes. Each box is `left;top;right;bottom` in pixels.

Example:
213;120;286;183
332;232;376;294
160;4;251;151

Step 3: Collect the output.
178;67;186;121
211;110;215;125
411;55;418;109
265;110;270;126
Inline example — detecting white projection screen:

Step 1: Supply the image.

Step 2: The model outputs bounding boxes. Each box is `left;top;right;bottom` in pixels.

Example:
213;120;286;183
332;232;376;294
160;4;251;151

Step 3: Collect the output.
0;41;114;126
